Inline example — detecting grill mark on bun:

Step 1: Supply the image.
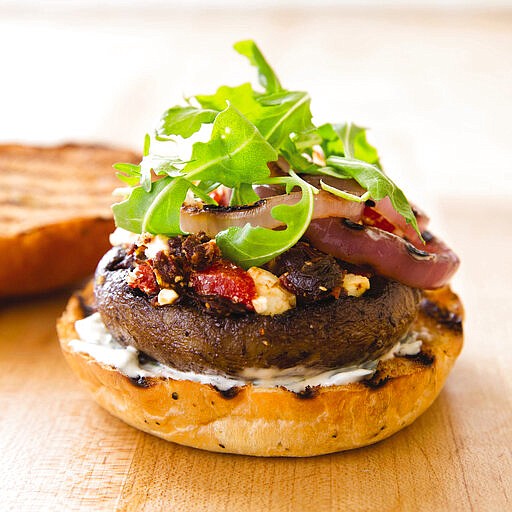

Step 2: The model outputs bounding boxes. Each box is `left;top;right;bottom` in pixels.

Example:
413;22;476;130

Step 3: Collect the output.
405;350;435;366
362;372;390;390
0;143;138;236
293;385;320;399
128;375;154;388
420;299;463;332
213;386;241;399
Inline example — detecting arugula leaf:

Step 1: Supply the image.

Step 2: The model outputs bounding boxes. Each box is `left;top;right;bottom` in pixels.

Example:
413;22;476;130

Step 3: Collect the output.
196;83;260;113
143;133;151;157
216;173;315;268
293;129;323;152
113;162;141;186
196;180;221;194
184;104;277;187
138;153;186;192
320;180;370;203
234;40;282;93
230;183;260;206
113;139;185;192
139;134;153;192
187;182;217;205
280;137;319;174
112;177;192;236
141;154;184;178
326;156;421;238
310;122;421;238
196;84;313;150
157;106;218;140
255;91;313;148
318;122;380;164
113;177;170;234
141;177;192;234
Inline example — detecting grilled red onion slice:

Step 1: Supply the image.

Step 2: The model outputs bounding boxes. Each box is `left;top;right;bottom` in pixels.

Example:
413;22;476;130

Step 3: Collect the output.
180;191;364;238
305;217;459;289
302;175;429;243
365;196;429;246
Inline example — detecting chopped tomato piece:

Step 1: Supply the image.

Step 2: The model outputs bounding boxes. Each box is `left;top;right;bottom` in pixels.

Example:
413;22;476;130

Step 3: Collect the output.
363;206;400;235
127;263;159;295
191;261;256;308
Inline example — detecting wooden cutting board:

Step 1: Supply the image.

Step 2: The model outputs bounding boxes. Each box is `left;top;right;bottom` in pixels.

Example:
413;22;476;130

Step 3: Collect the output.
1;199;511;511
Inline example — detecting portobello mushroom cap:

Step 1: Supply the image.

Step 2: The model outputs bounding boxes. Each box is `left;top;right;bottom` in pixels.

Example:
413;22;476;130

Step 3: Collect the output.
95;247;422;376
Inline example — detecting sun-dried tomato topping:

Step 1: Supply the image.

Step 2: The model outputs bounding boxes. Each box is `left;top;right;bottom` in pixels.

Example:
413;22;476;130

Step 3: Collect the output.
190;261;256;309
363;206;399;235
127;263;159;295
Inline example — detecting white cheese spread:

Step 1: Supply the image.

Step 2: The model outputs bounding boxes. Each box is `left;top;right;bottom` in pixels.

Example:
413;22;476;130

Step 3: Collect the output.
69;313;424;393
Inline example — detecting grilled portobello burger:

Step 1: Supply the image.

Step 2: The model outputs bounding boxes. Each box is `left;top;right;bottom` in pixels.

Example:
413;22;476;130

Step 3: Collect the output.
58;40;463;456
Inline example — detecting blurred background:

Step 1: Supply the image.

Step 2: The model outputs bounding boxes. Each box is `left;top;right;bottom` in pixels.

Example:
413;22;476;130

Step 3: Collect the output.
1;0;511;211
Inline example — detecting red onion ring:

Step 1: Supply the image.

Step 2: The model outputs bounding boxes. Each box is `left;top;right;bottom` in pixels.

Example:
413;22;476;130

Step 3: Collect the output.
180;191;364;238
365;196;429;246
305;217;459;289
302;175;430;244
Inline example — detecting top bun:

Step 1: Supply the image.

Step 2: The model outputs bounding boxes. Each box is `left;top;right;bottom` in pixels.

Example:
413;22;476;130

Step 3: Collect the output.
0;143;138;298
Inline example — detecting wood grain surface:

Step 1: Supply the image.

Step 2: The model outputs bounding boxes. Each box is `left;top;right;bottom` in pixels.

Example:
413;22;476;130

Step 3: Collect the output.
1;199;511;511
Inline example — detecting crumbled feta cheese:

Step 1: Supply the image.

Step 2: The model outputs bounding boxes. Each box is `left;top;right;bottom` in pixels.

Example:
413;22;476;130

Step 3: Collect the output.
247;267;296;315
342;273;370;297
109;227;139;247
157;288;179;306
144;234;170;259
110;229;171;260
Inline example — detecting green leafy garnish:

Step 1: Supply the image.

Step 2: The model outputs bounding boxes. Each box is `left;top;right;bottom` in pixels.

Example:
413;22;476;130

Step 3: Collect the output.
113;177;190;235
320;180;370;203
196;83;260;113
113;39;422;269
113;162;142;186
326;156;421;238
157;106;218;140
317;122;380;164
254;90;313;148
233;39;282;93
230;183;260;206
216;173;315;268
182;104;277;186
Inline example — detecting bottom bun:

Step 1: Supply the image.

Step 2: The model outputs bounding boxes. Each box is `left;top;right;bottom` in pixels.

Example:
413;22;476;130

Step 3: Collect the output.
58;282;463;457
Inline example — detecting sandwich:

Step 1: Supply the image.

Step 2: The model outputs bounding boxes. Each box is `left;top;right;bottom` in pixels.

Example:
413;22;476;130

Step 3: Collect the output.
58;40;463;456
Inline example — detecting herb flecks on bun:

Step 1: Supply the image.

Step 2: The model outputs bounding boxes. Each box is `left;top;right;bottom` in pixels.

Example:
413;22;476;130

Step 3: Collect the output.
58;40;463;456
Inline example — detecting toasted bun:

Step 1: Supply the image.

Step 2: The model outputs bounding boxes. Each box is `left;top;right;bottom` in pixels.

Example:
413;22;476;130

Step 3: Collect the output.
58;281;463;457
0;143;138;298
